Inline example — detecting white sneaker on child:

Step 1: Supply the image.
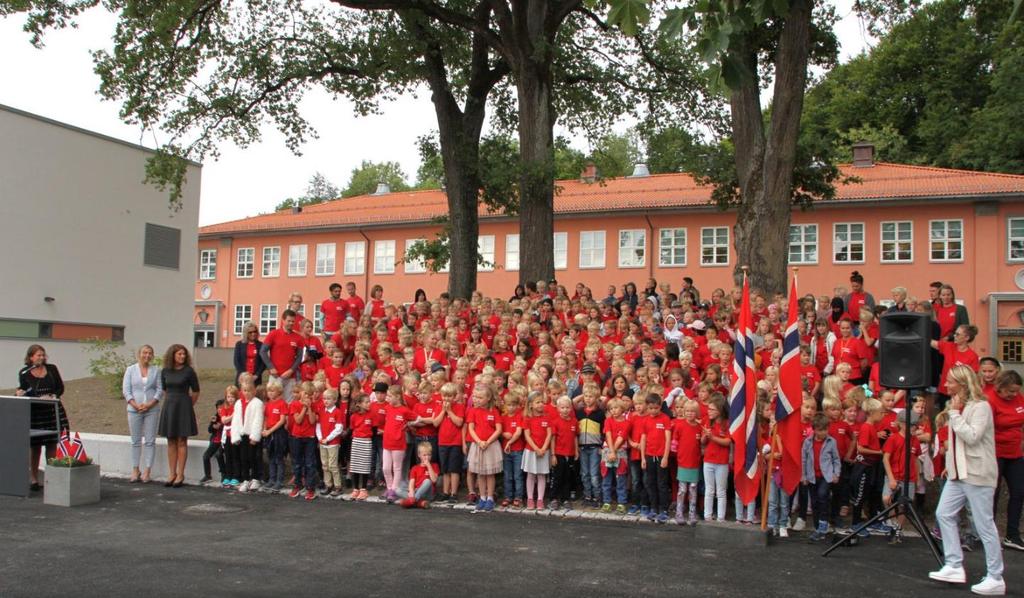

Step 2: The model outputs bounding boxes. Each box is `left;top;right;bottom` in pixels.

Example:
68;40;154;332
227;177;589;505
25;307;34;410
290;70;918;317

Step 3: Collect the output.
793;518;806;531
779;528;789;538
238;480;250;493
971;577;1006;596
249;480;262;491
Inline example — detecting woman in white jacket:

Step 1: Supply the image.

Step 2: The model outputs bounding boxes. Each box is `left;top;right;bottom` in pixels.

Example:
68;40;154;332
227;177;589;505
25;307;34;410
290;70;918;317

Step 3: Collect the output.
928;365;1005;596
230;389;264;493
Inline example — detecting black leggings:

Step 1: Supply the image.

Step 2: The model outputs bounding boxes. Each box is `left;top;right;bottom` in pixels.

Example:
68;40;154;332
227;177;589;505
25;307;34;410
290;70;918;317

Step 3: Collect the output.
553;456;576;502
849;461;882;526
238;437;263;482
997;457;1024;539
202;441;224;478
643;458;671;513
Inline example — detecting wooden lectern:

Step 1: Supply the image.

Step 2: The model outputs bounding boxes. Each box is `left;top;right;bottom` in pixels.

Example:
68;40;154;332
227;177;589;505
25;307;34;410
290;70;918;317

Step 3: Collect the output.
0;395;63;497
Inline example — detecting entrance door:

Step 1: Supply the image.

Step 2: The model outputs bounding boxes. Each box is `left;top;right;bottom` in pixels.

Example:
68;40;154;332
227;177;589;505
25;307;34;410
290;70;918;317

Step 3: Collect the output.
193;330;215;348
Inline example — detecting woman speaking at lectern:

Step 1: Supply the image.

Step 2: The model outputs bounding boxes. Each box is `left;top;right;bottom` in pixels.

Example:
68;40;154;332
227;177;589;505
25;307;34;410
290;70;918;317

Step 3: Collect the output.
15;344;70;491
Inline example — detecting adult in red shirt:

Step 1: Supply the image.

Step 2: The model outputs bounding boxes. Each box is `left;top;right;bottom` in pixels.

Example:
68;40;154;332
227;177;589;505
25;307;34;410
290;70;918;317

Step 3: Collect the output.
320;283;349;339
843;271;875;323
345;282;366;322
831;319;869;385
934;284;970;341
259;310;303;401
987;370;1024;549
932;325;980;410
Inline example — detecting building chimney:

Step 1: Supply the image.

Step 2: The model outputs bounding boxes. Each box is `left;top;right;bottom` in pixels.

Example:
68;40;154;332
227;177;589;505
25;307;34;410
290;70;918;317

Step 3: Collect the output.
851;143;875;168
629;163;650;178
291;205;303;214
372;181;391;195
580;162;597;183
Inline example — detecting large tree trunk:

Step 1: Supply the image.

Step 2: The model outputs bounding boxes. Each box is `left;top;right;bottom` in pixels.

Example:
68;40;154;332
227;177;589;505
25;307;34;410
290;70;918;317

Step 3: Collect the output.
514;54;556;286
730;0;812;296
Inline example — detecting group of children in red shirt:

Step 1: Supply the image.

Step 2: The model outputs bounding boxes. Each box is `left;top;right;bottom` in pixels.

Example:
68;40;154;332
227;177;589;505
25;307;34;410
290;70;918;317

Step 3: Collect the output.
192;275;1021;549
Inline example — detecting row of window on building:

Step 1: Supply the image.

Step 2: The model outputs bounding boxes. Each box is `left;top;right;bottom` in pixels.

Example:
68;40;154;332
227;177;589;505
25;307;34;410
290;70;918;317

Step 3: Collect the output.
233;303;321;336
200;218;1024;281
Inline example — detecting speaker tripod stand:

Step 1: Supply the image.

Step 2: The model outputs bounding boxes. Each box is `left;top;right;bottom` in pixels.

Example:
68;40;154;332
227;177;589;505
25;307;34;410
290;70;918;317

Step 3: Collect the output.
822;392;943;564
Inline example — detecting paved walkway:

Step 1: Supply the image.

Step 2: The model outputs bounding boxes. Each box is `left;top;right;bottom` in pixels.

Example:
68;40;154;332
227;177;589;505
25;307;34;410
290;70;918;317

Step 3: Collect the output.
0;479;1018;597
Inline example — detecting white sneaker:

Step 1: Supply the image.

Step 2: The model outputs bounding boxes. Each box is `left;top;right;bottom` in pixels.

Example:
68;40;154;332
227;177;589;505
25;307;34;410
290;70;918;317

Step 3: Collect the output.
237;480;251;493
793;518;806;532
249;480;262;491
779;527;789;538
929;565;967;584
971;577;1006;596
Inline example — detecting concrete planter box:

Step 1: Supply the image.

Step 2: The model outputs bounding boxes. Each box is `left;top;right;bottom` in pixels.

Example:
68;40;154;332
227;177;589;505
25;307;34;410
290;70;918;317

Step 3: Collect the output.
44;463;100;507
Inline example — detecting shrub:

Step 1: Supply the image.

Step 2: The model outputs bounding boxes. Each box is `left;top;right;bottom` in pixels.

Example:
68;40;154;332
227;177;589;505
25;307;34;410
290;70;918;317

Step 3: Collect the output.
84;339;161;397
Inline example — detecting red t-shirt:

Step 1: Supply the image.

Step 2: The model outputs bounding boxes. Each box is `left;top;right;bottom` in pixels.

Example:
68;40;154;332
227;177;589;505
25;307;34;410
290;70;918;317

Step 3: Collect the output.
846;292;869;322
322;364;345;389
526;414;552;450
812;438;825;478
438;402;465;447
937;341;980;395
467;407;501;444
830;420;854;462
370;398;389;428
642;413;671;459
288;401;316;438
503;411;526;451
412;399;443;437
383;404;416;450
987;388;1024;459
704;420;730;464
604;417;631;450
412;347;447;374
552;416;579;457
346;294;366;321
800;365;822;391
883;432;920;481
409;463;440;489
317;406;344;446
672;419;703;468
263;328;303;373
832;336;869;380
349;410;374;439
628;413;647;461
263;399;287;430
492;351;515;372
934;426;948;475
320;298;349;333
857;422;881;464
934;304;958;339
245;342;258;374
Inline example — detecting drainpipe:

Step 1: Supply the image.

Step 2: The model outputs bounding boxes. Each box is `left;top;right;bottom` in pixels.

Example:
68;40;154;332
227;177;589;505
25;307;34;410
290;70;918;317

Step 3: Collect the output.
358;229;371;296
644;214;655;280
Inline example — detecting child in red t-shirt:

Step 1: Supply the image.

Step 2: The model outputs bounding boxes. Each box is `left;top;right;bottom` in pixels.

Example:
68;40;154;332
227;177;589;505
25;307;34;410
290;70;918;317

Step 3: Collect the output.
522;392;553;510
466;385;504;512
672;399;703;525
316;388;345;497
288;383;318;500
850;398;885;532
882;415;921;544
437;382;465;503
702;394;731;522
382;385;419;503
347;395;374;500
626;395;649;515
400;441;440;509
218;390;237;487
201;398;226;486
550;395;579;511
601;398;631;513
261;383;289;491
500;390;527;508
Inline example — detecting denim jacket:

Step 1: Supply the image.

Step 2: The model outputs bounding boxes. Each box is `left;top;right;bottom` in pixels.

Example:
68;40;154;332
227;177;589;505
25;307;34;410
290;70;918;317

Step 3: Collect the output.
801;434;841;483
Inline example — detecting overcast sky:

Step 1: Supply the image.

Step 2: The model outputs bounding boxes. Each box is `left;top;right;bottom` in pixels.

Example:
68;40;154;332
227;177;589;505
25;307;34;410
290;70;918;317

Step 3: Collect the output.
0;2;873;227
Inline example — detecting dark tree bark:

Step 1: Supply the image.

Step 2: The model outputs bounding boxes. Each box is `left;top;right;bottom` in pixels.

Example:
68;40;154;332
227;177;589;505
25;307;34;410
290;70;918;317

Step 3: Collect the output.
729;0;813;295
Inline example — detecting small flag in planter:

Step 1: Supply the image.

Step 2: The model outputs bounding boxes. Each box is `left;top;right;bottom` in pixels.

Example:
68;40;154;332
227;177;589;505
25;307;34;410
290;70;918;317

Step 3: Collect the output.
55;431;89;463
70;432;87;462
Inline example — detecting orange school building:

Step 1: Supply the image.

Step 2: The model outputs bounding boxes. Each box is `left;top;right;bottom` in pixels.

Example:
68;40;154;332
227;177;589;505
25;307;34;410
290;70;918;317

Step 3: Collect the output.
195;152;1024;365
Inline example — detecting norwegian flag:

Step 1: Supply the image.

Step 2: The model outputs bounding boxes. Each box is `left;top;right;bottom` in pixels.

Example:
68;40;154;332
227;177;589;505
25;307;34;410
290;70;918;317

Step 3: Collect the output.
729;275;759;504
70;432;87;462
777;274;804;494
55;429;72;460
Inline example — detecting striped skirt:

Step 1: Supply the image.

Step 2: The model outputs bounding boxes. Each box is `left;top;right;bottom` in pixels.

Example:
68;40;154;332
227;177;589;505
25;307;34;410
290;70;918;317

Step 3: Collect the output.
349;437;373;475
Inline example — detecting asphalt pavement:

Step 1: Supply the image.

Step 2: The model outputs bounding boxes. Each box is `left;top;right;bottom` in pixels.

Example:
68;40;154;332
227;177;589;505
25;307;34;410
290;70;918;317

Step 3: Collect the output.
0;479;1018;597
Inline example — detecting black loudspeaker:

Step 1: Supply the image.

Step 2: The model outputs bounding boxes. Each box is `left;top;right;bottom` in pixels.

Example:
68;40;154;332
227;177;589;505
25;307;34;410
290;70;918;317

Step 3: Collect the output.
879;312;931;389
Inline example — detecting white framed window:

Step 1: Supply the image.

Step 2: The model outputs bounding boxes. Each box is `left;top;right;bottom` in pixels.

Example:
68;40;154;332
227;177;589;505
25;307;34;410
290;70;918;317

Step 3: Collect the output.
315;243;336;276
404;239;426;273
374;240;396;274
478;235;495;272
880;221;913;263
579;231;606;269
199;249;217;280
262;246;280;277
833;222;865;263
788;224;818;265
700;227;729;266
553;232;568;270
258;304;278;334
618;229;646;268
930;219;963;262
236;247;254;278
344;241;366;275
658;228;687;267
313;305;323;334
233;305;252;336
1010;217;1024;262
294;303;305;316
288;244;307;277
505;234;520;272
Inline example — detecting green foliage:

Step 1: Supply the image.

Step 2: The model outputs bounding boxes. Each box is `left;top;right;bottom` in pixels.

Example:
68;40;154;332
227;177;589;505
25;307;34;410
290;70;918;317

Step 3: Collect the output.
342;160;410;198
84;339;160;397
275;172;341;211
47;456;94;468
588;132;641;179
831;124;909;163
635;124;704;174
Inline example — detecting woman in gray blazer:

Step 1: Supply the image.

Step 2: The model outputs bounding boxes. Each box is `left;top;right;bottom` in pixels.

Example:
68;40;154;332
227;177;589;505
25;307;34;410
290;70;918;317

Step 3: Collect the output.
122;345;163;483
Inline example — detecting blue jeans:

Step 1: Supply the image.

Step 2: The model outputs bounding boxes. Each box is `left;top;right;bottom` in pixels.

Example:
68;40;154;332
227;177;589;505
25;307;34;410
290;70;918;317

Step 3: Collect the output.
289;436;317;491
767;476;790;530
503;450;524;499
397;479;435;501
602;464;628;504
579;446;601;499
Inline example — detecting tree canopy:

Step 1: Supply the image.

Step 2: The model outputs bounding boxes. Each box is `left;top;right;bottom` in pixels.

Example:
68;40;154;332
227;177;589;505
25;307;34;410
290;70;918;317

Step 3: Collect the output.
275;172;341;211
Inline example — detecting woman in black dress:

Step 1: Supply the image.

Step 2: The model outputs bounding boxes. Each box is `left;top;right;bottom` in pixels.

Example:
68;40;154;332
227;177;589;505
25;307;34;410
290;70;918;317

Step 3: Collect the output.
16;344;70;491
157;344;200;487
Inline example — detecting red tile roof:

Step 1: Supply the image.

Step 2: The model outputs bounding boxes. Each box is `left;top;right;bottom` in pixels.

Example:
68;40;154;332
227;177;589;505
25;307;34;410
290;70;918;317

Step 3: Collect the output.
200;162;1024;236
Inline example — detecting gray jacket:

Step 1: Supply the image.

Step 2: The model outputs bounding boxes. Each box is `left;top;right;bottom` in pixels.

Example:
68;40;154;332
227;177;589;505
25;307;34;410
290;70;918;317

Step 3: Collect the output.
801;434;841;483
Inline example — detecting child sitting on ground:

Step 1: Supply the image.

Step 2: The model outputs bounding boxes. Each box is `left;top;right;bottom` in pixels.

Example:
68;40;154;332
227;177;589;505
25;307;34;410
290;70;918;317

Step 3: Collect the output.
401;441;440;509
